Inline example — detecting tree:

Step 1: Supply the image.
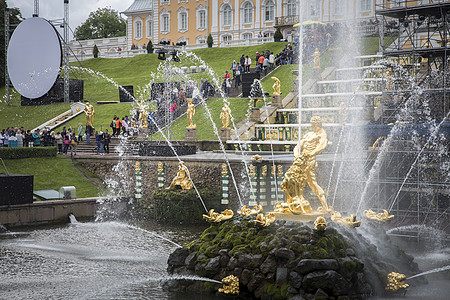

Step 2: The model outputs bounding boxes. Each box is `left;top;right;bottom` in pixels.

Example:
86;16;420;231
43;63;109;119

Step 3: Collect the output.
147;40;154;54
274;28;283;42
0;1;23;87
74;7;126;41
207;34;213;48
93;45;99;58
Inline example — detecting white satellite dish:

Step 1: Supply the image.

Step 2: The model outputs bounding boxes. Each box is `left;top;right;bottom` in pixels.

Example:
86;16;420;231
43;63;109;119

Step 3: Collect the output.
7;17;62;99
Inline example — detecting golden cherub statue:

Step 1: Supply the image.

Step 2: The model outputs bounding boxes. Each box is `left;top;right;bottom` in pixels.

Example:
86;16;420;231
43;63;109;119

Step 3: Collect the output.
313;48;320;69
218;275;239;295
186;98;196;129
271;77;281;96
363;209;395;222
84;102;95;127
220;103;230;128
167;161;193;190
203;209;234;222
138;100;149;128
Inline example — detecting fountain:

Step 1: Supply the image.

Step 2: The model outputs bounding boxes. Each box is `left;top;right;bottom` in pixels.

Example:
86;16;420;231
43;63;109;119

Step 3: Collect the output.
2;2;450;299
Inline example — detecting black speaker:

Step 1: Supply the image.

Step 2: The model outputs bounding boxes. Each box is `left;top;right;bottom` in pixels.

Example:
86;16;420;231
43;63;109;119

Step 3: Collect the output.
0;174;34;206
119;85;134;102
21;78;84;106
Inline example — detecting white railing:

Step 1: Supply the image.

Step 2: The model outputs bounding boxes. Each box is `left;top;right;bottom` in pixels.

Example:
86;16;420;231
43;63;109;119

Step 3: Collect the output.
221;37;275;47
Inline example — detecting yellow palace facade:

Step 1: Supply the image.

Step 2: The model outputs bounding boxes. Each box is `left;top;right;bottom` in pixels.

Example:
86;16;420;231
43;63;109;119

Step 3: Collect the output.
122;1;425;50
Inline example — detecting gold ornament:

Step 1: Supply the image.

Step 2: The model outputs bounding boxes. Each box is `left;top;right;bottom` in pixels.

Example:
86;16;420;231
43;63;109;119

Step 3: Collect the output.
271;77;281;96
158;162;164;173
238;205;263;217
251;155;264;161
363;209;395;222
262;165;267;177
186;98;196;129
167;161;193;190
249;165;256;178
203;209;234;222
218;275;239;295
221;163;228;177
331;211;361;228
314;216;327;232
254;212;276;227
386;272;409;292
84;102;95;127
135;161;141;172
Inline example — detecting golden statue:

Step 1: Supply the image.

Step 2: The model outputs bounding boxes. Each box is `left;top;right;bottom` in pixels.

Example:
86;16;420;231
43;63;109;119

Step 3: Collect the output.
293;116;329;212
331;211;361;228
186;98;196;129
313;48;321;69
221;163;228;177
363;209;395;222
280;155;313;214
238;205;263;217
255;212;276;227
138;100;149;128
203;209;234;222
271;77;281;96
218;275;239;295
251;155;264;161
386;272;409;292
167;161;193;190
220;103;230;128
84;102;95;127
314;216;327;232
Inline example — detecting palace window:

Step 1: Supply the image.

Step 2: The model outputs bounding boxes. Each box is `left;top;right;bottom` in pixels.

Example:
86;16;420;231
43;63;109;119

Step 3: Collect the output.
161;13;170;33
361;0;371;12
243;1;253;24
134;18;142;39
197;5;207;30
180;12;188;31
310;0;320;17
146;16;153;38
264;0;275;22
243;32;253;40
223;4;232;27
334;0;344;15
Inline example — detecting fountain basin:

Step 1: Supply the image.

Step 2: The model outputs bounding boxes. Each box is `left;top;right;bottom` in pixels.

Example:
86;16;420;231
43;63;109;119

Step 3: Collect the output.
137;142;197;156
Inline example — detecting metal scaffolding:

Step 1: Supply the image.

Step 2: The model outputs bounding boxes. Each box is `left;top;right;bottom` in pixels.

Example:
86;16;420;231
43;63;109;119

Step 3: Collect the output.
63;0;70;103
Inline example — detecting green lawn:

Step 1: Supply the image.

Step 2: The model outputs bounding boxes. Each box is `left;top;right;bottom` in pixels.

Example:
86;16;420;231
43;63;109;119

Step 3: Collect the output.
3;156;100;198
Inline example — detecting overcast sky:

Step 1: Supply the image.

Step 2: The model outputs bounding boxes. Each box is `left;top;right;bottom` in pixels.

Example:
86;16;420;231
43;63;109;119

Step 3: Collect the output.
7;0;134;40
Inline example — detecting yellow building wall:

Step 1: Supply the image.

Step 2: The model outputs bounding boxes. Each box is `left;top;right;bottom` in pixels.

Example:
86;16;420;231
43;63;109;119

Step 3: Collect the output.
132;14;151;47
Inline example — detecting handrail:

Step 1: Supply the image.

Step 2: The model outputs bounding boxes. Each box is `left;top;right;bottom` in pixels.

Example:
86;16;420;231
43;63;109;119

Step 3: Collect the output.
0;158;9;175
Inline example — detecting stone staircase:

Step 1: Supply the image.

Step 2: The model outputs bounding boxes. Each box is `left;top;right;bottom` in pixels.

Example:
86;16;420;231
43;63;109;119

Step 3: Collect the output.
227;55;388;151
74;136;137;155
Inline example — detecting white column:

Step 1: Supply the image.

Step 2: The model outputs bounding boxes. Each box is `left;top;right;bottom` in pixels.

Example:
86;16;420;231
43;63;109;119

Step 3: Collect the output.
127;17;133;50
212;0;219;33
277;0;282;17
153;2;159;43
255;0;261;28
234;0;240;30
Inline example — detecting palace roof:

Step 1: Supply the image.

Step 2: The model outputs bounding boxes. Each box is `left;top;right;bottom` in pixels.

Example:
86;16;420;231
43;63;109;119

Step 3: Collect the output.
123;0;153;14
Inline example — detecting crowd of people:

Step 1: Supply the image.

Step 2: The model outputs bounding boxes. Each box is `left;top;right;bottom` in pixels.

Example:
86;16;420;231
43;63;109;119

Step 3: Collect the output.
0;125;84;157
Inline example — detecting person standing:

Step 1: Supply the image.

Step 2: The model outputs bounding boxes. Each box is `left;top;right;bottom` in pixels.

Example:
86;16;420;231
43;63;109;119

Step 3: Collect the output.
104;129;111;154
111;117;117;137
99;131;105;155
115;117;122;136
16;130;24;147
55;132;63;154
85;123;93;144
269;52;275;69
77;123;84;142
235;65;242;87
225;78;231;98
239;54;245;68
32;130;41;147
245;56;251;73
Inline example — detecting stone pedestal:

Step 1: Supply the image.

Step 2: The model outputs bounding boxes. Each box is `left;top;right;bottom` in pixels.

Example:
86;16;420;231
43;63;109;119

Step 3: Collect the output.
135;128;150;142
250;107;261;122
185;127;197;141
220;128;231;141
312;68;322;80
271;95;282;108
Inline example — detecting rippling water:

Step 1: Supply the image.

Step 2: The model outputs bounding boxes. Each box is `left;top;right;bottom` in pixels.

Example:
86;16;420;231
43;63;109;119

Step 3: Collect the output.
0;221;225;300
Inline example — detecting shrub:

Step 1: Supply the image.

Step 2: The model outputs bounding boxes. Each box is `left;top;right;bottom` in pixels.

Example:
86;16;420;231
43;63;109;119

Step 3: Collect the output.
274;28;283;42
207;34;213;48
147;40;154;53
93;44;99;58
0;147;57;160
